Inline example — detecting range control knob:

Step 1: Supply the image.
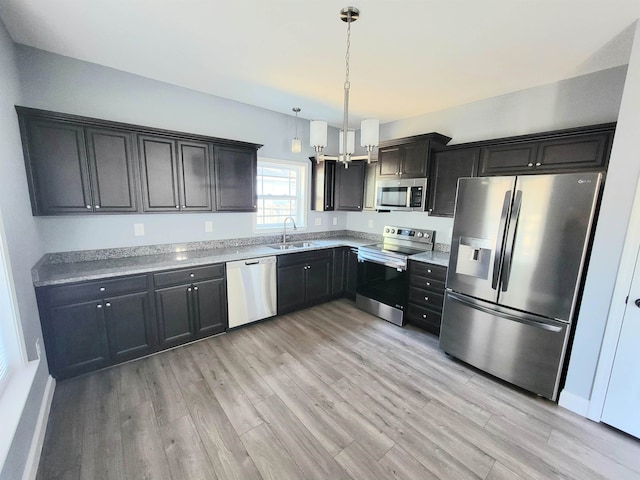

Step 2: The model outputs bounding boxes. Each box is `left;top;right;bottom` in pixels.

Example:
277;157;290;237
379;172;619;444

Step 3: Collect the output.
391;229;396;234
416;232;423;238
424;232;430;239
385;228;390;233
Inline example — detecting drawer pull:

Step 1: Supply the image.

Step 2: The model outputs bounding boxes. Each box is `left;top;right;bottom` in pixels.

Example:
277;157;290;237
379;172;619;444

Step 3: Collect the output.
190;273;195;278
99;287;106;292
105;302;111;307
426;282;431;286
422;314;427;318
427;269;432;273
97;304;103;309
194;286;199;291
424;296;429;301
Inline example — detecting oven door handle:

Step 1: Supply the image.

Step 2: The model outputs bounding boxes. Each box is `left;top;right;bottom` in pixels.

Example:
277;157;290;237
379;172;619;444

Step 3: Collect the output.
358;251;406;271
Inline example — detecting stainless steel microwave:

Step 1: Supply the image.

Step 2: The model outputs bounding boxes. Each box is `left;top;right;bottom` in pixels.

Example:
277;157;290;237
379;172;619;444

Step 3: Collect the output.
375;178;428;211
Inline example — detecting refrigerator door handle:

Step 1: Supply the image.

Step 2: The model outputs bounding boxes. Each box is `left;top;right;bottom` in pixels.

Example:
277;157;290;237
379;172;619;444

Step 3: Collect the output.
501;190;523;292
491;190;512;290
447;292;563;332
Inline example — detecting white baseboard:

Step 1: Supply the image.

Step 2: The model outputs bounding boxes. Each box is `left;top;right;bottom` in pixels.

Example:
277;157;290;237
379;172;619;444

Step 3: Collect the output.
21;375;55;480
558;389;590;417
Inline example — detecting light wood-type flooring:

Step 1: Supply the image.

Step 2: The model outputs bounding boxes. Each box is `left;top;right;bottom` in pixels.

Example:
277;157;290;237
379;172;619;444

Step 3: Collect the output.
36;299;640;480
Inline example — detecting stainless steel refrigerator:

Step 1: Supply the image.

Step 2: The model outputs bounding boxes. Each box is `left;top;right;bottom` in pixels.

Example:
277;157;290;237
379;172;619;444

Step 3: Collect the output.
440;172;602;400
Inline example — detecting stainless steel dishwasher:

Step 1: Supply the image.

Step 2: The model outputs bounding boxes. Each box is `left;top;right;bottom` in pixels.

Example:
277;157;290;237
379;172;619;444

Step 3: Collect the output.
226;256;277;328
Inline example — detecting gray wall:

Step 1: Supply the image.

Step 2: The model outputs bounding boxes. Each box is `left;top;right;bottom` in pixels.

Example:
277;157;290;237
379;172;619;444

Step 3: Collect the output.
16;46;347;253
0;18;49;480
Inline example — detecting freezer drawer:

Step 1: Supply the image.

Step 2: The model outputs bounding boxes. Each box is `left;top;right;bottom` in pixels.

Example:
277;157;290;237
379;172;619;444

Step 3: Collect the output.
440;291;569;400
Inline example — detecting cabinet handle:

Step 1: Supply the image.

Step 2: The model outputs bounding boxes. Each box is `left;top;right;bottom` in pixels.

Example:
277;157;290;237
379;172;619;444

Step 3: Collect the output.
427;269;432;273
194;286;199;291
182;205;186;208
187;287;192;292
97;304;103;309
424;296;429;301
190;273;195;278
95;205;100;209
426;282;431;286
99;287;106;292
105;302;111;307
527;163;534;167
175;205;180;209
86;205;92;209
535;162;542;166
422;314;427;318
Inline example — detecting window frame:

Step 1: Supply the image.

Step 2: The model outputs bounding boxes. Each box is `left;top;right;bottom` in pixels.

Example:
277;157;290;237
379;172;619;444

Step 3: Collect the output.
254;157;308;232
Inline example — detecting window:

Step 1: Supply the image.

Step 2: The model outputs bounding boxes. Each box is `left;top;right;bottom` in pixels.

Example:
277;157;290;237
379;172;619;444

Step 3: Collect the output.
256;158;307;229
0;228;20;396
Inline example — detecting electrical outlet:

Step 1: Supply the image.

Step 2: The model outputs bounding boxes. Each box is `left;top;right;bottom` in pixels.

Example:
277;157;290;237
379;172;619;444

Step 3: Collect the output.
35;338;41;359
134;223;145;236
368;220;374;228
332;217;337;226
205;221;213;232
315;217;322;226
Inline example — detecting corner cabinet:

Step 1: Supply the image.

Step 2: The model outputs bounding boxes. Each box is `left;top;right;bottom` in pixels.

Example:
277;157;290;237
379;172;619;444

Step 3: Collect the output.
378;133;452;179
428;147;479;217
213;145;258;212
16;107;261;216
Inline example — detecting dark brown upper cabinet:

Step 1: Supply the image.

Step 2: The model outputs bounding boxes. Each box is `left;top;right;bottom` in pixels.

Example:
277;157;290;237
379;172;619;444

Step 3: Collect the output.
363;160;378;211
16;107;261;216
378;133;452;180
310;158;336;211
335;161;365;211
428;147;479;217
139;134;212;212
18;115;138;215
213;145;257;212
479;124;614;176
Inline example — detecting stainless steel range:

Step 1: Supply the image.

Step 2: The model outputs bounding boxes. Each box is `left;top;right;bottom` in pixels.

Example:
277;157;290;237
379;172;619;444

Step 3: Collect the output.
356;225;435;326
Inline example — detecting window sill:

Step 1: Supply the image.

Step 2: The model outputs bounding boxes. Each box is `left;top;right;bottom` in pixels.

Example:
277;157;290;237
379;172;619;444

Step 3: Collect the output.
0;358;40;469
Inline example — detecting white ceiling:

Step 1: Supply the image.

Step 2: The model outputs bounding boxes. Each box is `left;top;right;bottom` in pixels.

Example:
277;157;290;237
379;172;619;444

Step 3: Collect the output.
1;0;639;127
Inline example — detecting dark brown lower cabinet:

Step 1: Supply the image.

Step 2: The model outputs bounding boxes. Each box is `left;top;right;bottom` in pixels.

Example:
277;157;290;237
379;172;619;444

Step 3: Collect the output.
40;276;156;379
406;261;447;335
277;250;332;314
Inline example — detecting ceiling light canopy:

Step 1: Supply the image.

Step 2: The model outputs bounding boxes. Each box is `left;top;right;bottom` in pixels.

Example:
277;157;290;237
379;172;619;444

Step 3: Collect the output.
310;6;379;167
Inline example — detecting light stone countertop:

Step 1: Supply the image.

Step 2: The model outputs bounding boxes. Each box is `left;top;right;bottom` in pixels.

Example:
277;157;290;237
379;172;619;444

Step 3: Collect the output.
33;234;451;287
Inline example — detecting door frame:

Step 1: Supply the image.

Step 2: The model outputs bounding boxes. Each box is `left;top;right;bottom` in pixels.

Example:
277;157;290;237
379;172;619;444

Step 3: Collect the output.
588;174;640;420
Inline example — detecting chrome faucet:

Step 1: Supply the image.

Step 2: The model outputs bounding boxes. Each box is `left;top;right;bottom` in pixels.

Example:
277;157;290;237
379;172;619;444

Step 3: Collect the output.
282;216;297;245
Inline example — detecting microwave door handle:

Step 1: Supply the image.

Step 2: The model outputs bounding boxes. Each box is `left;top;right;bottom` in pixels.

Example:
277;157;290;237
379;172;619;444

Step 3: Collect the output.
492;190;512;290
501;190;522;292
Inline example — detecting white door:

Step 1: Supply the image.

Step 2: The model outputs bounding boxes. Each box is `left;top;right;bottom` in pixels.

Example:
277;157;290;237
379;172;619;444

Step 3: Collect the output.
601;247;640;439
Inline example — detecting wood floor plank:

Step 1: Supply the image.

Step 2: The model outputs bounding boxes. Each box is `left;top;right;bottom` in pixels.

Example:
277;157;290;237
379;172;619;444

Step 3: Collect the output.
240;423;307;480
120;400;172;480
181;380;262;480
80;369;125;480
254;395;352;480
36;299;640;480
160;414;218;480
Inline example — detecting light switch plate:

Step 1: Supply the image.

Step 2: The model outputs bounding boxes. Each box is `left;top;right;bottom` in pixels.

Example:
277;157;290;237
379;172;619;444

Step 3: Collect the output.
205;221;213;232
368;220;374;228
314;217;322;226
332;217;337;226
134;223;145;236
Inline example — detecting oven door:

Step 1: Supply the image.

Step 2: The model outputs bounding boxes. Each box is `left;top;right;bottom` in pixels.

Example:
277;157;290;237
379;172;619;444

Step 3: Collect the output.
355;258;409;326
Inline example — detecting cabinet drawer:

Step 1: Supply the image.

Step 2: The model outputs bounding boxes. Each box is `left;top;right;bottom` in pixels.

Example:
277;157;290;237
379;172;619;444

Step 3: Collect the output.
409;262;447;282
408;286;444;311
153;263;224;287
47;275;149;306
277;249;332;268
406;303;442;335
410;275;445;292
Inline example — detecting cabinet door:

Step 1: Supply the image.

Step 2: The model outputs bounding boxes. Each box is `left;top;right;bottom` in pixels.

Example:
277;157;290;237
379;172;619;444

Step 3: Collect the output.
214;145;257;212
85;127;138;212
305;258;332;306
193;278;227;338
378;146;402;177
363;161;378;210
178;140;212;211
401;142;429;178
139;135;180;211
104;291;155;363
277;264;306;314
535;132;611;172
332;248;347;297
48;300;110;379
311;159;335;211
335;161;365;211
155;284;194;348
428;148;479;217
479;142;538;176
345;249;359;300
23;118;92;215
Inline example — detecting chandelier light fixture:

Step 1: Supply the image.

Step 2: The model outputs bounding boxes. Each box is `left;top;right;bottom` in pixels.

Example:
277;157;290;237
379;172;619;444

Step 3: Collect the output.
291;107;302;153
309;6;379;166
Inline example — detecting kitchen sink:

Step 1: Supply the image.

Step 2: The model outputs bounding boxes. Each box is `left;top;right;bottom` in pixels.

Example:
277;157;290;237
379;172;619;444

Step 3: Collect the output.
267;241;316;250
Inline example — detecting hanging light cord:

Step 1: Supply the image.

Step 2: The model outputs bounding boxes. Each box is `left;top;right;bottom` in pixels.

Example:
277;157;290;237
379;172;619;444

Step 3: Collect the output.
342;9;352;166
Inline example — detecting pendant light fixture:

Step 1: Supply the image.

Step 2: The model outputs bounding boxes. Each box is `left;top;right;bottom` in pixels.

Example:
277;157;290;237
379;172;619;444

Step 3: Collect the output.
309;6;379;166
291;107;302;153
